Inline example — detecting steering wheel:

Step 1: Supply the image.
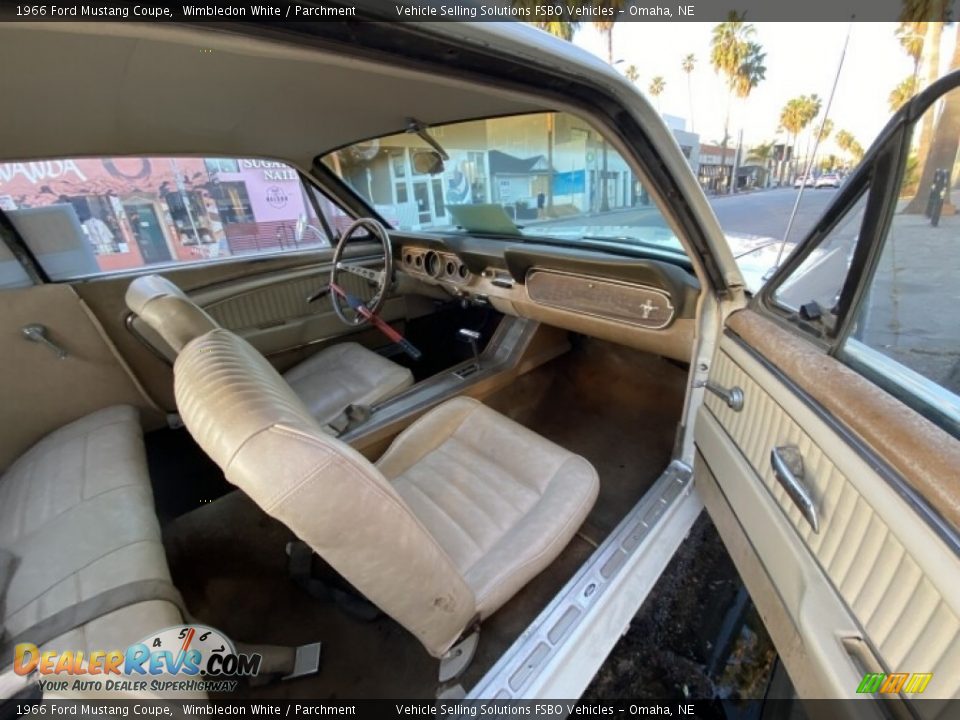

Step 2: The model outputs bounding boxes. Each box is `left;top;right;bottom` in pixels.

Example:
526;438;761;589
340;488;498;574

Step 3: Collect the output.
329;218;394;326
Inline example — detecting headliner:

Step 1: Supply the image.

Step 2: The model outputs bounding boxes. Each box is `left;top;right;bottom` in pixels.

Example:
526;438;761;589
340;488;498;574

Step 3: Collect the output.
0;23;546;171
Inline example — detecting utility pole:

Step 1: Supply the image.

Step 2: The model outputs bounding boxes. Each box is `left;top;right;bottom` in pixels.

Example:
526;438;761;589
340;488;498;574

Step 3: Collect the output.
546;113;555;213
729;128;743;194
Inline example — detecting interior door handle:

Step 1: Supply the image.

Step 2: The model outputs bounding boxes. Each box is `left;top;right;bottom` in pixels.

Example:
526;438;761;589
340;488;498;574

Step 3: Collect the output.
770;446;819;533
21;323;68;359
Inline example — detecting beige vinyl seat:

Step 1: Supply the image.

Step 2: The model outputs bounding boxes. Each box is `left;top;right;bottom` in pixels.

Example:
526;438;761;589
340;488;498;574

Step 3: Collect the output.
125;274;414;429
174;327;599;657
0;406;200;698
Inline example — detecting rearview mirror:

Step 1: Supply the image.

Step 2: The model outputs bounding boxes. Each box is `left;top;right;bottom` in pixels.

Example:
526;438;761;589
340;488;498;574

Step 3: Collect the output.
412;150;445;175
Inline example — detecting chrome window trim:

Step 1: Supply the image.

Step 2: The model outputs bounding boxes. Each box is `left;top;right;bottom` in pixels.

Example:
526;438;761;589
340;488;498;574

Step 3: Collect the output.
841;337;960;439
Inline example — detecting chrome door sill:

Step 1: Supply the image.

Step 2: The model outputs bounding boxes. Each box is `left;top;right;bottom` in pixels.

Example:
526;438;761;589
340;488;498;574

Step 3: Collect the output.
467;460;702;700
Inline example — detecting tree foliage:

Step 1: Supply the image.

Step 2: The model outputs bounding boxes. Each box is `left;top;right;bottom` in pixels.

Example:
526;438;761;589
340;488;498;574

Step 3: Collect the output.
592;0;629;63
889;75;920;112
710;13;756;92
895;22;927;79
746;141;775;164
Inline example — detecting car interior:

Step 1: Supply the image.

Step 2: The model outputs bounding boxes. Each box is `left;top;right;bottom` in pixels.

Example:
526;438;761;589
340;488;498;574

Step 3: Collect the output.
0;23;704;700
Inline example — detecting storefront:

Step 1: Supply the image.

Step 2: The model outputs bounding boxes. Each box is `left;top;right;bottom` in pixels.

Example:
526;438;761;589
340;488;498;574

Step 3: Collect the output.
0;156;320;274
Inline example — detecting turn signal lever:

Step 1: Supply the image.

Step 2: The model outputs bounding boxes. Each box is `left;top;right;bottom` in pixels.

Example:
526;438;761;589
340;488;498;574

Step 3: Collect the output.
306;284;331;303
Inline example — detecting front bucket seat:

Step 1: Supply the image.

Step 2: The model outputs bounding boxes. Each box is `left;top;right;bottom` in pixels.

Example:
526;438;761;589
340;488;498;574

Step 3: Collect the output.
125;274;413;429
173;327;598;657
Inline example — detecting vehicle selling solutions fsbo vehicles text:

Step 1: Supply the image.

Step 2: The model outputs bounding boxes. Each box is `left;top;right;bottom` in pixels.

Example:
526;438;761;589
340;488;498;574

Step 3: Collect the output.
393;4;617;18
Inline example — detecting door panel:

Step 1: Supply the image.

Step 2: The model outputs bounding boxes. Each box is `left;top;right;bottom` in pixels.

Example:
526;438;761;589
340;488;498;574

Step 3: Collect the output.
0;284;162;472
191;265;409;359
75;243;424;411
696;310;960;701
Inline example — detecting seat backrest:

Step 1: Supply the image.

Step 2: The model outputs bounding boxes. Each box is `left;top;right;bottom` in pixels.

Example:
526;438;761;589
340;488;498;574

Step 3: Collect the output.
126;275;218;354
173;328;476;657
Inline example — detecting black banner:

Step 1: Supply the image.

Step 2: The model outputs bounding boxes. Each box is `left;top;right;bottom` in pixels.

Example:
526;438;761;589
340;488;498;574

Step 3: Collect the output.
0;0;954;23
5;699;960;719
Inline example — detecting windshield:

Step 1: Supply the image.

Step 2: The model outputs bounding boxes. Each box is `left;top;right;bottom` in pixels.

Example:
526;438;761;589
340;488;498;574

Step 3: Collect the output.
321;112;689;260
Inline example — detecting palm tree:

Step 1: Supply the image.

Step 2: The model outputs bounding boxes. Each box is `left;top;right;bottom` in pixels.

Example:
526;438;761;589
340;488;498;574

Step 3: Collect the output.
648;76;666;111
746;141;775;163
624;64;640;84
746;141;775;186
529;21;580;41
835;129;855;155
795;93;822;174
779;97;809;179
681;53;696;130
710;13;764;192
896;22;927;81
890;75;920;112
899;2;950;174
592;1;628;212
512;1;580;40
849;141;865;163
834;130;863;167
914;21;945;170
905;23;960;213
731;43;766;97
816;118;834;144
592;0;628;64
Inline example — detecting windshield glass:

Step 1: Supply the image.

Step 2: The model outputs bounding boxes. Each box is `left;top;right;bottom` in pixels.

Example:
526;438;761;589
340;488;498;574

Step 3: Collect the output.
321;112;689;259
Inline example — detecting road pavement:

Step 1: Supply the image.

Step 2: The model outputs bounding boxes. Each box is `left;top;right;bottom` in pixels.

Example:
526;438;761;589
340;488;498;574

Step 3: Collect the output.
709;186;837;243
533;186;838;244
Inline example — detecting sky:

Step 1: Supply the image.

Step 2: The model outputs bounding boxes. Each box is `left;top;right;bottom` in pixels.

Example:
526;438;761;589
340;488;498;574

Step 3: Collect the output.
571;22;957;157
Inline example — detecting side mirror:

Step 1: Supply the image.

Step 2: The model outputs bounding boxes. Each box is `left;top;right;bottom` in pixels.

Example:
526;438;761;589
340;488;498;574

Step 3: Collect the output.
412;150;445;175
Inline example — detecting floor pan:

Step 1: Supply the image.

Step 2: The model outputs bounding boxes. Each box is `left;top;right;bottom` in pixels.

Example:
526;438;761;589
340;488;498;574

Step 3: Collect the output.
164;490;592;698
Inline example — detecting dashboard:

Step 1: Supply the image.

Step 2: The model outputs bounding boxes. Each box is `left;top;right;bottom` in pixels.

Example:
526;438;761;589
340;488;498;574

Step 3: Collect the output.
396;234;700;362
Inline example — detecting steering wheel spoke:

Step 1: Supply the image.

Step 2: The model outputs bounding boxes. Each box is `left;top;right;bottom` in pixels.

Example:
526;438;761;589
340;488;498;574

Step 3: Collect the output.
336;261;384;285
329;218;393;327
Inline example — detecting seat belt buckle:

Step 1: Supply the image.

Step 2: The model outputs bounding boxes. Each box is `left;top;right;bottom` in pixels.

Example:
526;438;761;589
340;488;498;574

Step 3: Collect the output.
324;404;372;437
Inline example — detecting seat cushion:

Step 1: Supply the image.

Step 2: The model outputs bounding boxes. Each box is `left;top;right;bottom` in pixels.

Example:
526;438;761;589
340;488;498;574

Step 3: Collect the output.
0;406;176;643
377;397;599;617
283;342;414;425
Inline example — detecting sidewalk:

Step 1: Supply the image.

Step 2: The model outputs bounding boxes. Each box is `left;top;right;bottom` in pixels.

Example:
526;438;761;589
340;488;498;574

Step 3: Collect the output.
859;212;960;392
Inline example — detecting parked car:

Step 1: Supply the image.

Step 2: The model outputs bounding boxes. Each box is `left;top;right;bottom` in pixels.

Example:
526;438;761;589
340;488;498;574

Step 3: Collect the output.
815;173;841;188
794;174;815;188
1;18;958;709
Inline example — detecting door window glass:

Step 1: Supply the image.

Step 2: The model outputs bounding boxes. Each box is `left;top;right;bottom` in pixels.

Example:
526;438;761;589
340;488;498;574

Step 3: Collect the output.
840;88;960;436
771;191;867;315
0;156;333;280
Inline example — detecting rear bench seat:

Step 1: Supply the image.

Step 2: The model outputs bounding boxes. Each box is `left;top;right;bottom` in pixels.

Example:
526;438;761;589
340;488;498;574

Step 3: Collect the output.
0;406;190;696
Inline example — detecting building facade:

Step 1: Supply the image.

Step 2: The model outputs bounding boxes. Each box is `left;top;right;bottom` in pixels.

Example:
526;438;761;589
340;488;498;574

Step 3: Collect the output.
0;156;325;275
698;143;737;194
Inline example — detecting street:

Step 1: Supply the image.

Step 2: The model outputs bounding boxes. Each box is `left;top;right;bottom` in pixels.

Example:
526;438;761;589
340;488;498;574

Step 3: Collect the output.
534;186;837;244
709;186;836;244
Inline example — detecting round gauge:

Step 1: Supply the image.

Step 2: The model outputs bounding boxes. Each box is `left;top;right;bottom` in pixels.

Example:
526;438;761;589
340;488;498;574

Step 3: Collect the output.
445;260;457;277
424;251;442;278
138;624;235;656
